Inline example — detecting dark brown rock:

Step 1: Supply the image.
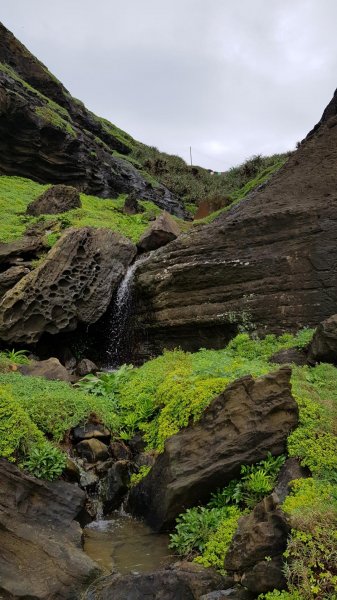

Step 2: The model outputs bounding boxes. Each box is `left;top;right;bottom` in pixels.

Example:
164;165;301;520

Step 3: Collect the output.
110;440;132;461
137;211;181;252
76;357;98;376
269;347;308;366
0;235;45;265
76;438;110;463
26;184;81;215
63;457;81;482
200;589;253;600
83;561;225;600
133;88;337;358
274;457;309;503
0;23;187;218
129;367;298;531
72;422;111;443
308;314;337;364
100;460;131;513
225;494;290;594
0;265;30;295
123;191;145;215
0;459;100;599
0;226;137;344
19;357;70;381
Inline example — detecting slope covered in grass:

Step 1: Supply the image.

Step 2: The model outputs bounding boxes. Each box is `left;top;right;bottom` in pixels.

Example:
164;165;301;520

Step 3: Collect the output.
0;175;163;244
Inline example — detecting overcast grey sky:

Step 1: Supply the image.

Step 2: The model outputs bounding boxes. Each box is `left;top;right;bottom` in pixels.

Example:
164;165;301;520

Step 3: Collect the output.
2;0;337;170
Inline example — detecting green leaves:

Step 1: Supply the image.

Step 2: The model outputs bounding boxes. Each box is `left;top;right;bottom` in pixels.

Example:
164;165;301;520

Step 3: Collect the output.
23;443;67;480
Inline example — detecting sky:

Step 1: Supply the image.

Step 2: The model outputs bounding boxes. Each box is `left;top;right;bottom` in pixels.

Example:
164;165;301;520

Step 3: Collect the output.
2;0;337;171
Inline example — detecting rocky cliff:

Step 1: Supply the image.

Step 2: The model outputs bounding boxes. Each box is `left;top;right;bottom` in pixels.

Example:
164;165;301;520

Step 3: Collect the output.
133;89;337;357
0;23;186;218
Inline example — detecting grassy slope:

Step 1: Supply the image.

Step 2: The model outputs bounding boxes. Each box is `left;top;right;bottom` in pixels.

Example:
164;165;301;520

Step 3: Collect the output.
0;175;163;244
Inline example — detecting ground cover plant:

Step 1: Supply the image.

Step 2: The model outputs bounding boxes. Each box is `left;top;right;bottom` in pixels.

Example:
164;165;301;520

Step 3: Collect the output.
0;175;162;244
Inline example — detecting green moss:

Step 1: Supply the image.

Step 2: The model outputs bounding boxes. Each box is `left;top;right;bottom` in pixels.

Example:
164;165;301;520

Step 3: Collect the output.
0;386;44;460
35;106;76;137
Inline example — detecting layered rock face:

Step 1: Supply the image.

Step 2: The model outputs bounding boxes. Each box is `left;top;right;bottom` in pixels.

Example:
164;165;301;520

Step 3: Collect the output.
0;226;136;343
0;459;100;599
0;23;187;218
134;89;337;357
129;367;298;531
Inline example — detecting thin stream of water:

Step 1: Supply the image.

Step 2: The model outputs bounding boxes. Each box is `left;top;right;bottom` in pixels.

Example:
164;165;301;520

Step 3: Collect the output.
107;253;151;367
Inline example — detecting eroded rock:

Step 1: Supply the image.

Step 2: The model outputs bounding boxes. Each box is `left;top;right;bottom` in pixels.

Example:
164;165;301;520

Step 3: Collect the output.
76;357;98;377
83;561;225;600
26;184;81;215
129;367;298;531
225;494;290;594
100;460;131;513
137;211;181;252
0;265;30;295
308;314;337;364
0;226;137;343
76;438;110;463
0;459;100;599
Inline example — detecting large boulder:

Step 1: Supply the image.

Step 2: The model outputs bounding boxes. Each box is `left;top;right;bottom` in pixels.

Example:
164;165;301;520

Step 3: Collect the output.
0;459;100;599
133;88;337;359
137;211;181;252
0;226;136;343
129;367;298;531
308;314;337;364
225;494;290;595
26;184;81;215
83;562;225;600
0;23;187;218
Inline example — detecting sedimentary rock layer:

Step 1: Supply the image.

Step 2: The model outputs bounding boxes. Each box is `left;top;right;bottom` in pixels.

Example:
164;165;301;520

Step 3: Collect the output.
134;89;337;356
0;22;187;218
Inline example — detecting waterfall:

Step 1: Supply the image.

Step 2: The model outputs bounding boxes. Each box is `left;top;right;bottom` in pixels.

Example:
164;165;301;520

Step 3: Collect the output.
107;253;150;367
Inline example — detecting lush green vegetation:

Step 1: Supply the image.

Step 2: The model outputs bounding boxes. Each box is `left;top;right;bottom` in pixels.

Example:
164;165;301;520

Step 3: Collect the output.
0;175;162;244
169;454;285;571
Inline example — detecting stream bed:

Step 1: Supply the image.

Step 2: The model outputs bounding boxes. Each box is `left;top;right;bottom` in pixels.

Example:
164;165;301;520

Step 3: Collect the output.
84;512;174;574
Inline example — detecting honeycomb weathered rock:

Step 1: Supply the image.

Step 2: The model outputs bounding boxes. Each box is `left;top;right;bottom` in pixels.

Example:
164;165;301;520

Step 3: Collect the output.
0;226;136;343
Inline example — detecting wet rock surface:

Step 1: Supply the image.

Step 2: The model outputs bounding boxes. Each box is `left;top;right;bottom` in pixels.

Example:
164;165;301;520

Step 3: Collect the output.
83;561;226;600
225;494;290;595
0;459;100;599
137;210;181;252
0;226;137;343
0;23;187;218
133;89;337;357
99;460;131;513
27;184;81;215
129;367;298;531
76;438;110;463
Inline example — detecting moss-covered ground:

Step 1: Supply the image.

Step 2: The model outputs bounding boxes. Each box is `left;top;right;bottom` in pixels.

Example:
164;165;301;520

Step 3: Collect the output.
0;175;163;244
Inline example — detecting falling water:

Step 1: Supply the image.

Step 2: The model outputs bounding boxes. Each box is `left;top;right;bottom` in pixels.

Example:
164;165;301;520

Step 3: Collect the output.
107;253;150;367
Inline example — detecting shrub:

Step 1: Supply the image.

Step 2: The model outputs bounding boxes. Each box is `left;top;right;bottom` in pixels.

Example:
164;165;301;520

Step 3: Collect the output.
23;443;67;480
194;506;242;570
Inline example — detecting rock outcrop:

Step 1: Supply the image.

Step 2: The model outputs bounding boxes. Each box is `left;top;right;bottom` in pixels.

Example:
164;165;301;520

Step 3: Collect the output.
26;184;81;215
0;23;187;218
0;459;100;599
0;226;136;343
308;313;337;364
83;562;225;600
225;494;290;595
129;367;298;531
137;211;181;252
133;88;337;357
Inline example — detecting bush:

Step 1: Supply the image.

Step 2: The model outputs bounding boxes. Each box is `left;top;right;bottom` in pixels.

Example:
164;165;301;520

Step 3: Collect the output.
23;443;67;480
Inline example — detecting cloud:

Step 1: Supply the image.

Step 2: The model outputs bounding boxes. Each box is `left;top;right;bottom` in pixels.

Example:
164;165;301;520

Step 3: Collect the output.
2;0;337;170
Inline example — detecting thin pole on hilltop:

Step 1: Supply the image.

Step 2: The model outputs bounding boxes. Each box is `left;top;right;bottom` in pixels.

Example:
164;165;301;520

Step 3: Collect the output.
189;146;193;166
